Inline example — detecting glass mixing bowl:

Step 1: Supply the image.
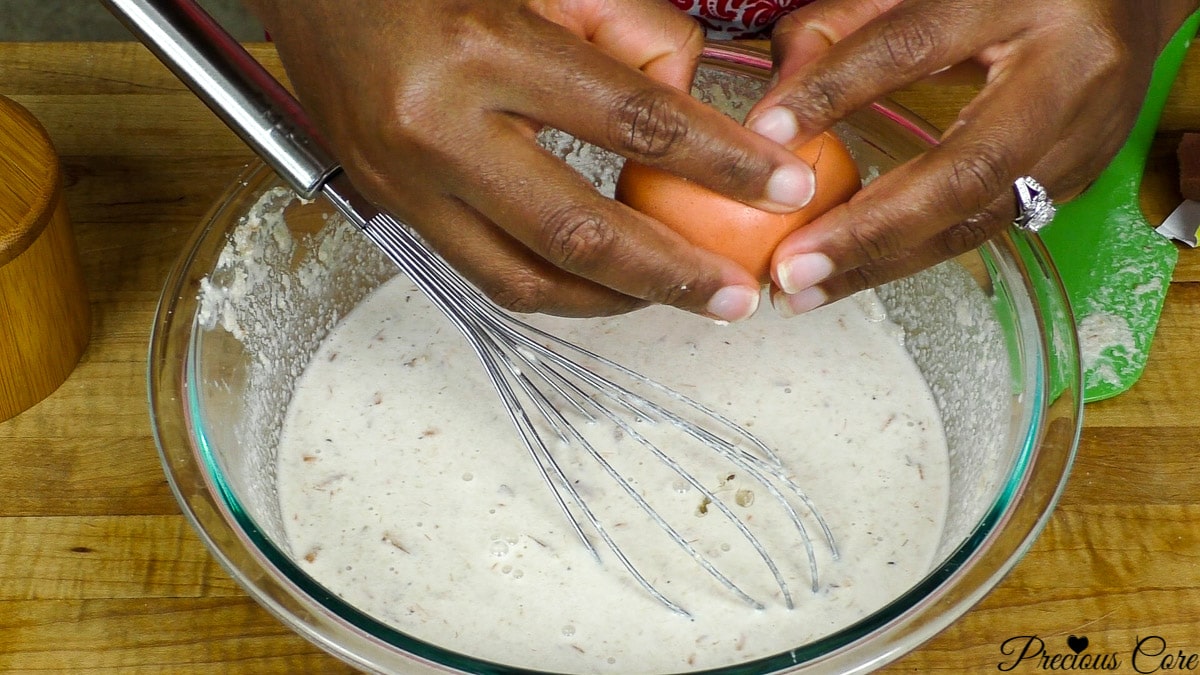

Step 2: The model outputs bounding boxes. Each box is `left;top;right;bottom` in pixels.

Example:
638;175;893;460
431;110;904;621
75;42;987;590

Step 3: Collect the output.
148;44;1082;674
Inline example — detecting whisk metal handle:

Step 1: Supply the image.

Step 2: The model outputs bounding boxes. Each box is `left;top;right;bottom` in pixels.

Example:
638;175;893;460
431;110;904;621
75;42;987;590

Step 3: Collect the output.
101;0;337;199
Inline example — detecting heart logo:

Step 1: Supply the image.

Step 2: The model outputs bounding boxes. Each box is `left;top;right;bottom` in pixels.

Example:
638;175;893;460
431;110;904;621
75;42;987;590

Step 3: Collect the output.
1067;635;1089;654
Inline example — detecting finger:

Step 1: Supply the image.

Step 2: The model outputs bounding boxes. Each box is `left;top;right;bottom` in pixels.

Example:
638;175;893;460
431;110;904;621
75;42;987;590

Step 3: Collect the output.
746;0;1013;146
767;46;1078;301
768;88;1124;316
403;191;650;317
770;93;1144;315
487;13;818;214
770;225;998;316
772;199;1010;316
336;126;650;317
442;114;764;320
546;0;707;91
769;0;905;81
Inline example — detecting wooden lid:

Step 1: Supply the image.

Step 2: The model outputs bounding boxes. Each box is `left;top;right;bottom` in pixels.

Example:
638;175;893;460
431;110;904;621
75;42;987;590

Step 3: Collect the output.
0;95;60;267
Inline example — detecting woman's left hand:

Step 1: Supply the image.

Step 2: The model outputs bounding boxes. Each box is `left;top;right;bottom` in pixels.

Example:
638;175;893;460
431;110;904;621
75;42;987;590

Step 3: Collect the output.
746;0;1199;316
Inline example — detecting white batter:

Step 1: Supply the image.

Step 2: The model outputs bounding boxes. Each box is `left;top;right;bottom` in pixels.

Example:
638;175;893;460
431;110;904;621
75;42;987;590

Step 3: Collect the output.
275;278;949;674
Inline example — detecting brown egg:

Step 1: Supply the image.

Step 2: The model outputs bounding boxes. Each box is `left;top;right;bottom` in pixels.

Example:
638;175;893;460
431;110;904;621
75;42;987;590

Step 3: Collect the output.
615;131;861;283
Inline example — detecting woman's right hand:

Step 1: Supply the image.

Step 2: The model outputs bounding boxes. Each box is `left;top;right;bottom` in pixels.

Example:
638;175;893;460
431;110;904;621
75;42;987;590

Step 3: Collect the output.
243;0;816;321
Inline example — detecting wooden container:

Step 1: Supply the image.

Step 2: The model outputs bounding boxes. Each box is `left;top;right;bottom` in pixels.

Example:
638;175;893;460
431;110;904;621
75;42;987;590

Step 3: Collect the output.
0;95;90;422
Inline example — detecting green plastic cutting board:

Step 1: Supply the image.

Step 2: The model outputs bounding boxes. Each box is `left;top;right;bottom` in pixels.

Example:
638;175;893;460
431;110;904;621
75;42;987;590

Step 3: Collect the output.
1040;11;1200;403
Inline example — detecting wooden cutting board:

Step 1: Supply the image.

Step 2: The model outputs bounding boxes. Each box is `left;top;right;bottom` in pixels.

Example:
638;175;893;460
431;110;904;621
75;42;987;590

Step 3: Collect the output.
0;41;1199;674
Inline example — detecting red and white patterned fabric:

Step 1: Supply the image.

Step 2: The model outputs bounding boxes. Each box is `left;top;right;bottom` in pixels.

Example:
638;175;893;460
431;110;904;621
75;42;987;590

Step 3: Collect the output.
668;0;816;39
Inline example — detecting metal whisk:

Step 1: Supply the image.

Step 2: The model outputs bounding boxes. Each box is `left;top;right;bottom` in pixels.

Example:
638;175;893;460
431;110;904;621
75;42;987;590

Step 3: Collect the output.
345;199;839;615
106;0;838;615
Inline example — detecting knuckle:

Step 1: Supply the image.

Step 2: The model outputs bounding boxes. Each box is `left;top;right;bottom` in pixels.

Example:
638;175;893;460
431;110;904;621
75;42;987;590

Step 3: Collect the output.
785;72;853;121
812;77;851;119
355;82;443;159
846;220;904;263
380;92;427;136
481;273;554;315
678;19;706;58
875;17;943;72
341;156;391;198
771;10;804;34
589;295;648;317
538;203;618;273
709;145;770;191
942;143;1013;214
651;274;699;309
939;214;999;257
1085;36;1127;79
611;87;690;159
841;262;890;295
435;2;505;59
1069;11;1130;73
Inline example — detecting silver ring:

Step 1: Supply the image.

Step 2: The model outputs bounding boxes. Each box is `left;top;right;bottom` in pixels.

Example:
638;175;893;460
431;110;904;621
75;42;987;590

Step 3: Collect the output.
1012;176;1056;233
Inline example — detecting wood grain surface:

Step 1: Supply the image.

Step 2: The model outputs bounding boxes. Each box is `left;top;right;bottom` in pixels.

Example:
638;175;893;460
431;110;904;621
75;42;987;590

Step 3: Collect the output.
0;42;1199;674
0;94;91;424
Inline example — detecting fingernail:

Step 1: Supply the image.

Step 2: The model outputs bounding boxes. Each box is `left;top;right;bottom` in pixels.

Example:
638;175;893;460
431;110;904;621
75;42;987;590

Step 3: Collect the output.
707;285;760;323
765;163;815;209
773;286;827;318
748;106;799;146
776;252;834;295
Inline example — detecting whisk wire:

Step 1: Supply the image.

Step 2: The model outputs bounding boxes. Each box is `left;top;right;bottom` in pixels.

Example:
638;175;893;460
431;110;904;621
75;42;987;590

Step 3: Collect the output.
514;330;835;596
365;227;602;565
358;210;837;614
512;357;775;612
495;357;695;615
363;217;708;612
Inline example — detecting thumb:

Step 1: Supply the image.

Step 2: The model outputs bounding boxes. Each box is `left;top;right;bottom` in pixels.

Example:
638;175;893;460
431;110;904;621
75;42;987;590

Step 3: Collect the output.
770;0;904;81
539;0;704;90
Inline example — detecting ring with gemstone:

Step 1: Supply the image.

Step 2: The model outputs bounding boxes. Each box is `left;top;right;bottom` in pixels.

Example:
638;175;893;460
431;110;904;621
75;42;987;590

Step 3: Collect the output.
1012;176;1056;233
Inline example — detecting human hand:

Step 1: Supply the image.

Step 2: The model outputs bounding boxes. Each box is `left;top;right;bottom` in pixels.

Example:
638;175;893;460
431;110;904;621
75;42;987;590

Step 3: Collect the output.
745;0;1200;315
243;0;817;320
